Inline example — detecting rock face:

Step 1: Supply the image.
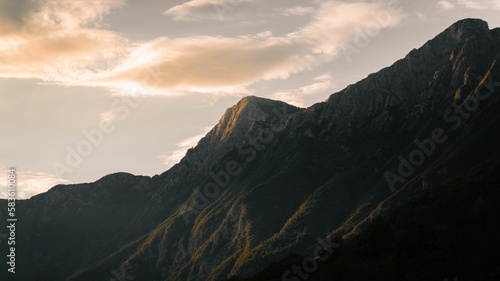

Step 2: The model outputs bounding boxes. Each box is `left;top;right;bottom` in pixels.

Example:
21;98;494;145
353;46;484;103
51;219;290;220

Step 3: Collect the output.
1;19;500;281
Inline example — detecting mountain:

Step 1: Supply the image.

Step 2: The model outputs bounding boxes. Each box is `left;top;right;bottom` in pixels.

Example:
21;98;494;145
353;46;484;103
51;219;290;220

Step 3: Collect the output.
1;18;499;281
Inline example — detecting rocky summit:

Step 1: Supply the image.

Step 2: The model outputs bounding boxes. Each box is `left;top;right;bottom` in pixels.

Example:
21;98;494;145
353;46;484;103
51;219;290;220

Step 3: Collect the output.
1;18;499;281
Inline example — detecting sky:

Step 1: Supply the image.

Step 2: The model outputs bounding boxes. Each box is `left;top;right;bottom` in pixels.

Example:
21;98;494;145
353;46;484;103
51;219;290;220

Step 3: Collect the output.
1;0;499;199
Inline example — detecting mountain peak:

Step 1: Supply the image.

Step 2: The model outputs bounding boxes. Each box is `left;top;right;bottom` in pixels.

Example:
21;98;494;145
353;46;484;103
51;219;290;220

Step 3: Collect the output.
211;96;300;143
450;18;488;29
236;95;292;109
445;18;490;40
173;95;300;171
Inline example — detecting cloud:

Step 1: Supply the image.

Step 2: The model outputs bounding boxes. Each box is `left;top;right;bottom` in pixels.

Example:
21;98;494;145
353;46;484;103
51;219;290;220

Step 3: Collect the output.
0;30;126;81
0;0;123;35
158;126;213;168
296;1;405;56
271;73;335;107
164;0;254;21
93;1;403;93
280;6;316;16
0;169;70;199
0;0;126;81
415;12;427;21
438;1;455;9
93;35;309;92
99;110;117;123
0;0;404;95
457;0;500;10
0;1;33;35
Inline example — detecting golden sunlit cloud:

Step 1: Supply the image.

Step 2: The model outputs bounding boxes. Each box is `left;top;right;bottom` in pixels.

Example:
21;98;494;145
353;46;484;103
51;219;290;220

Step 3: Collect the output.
91;36;309;92
0;0;125;81
90;1;404;94
0;0;404;95
0;29;126;81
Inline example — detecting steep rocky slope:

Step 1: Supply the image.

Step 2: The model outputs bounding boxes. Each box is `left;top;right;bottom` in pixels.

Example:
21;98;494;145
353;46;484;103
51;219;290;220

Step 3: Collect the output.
230;157;500;281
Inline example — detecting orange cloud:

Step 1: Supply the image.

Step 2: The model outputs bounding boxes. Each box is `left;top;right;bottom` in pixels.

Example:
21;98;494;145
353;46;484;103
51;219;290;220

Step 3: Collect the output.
89;2;404;93
0;30;125;81
0;0;125;81
93;36;309;92
0;0;405;94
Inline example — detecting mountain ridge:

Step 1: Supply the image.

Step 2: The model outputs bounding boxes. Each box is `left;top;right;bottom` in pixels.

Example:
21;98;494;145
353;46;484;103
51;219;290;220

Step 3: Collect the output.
71;18;500;280
1;18;499;281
